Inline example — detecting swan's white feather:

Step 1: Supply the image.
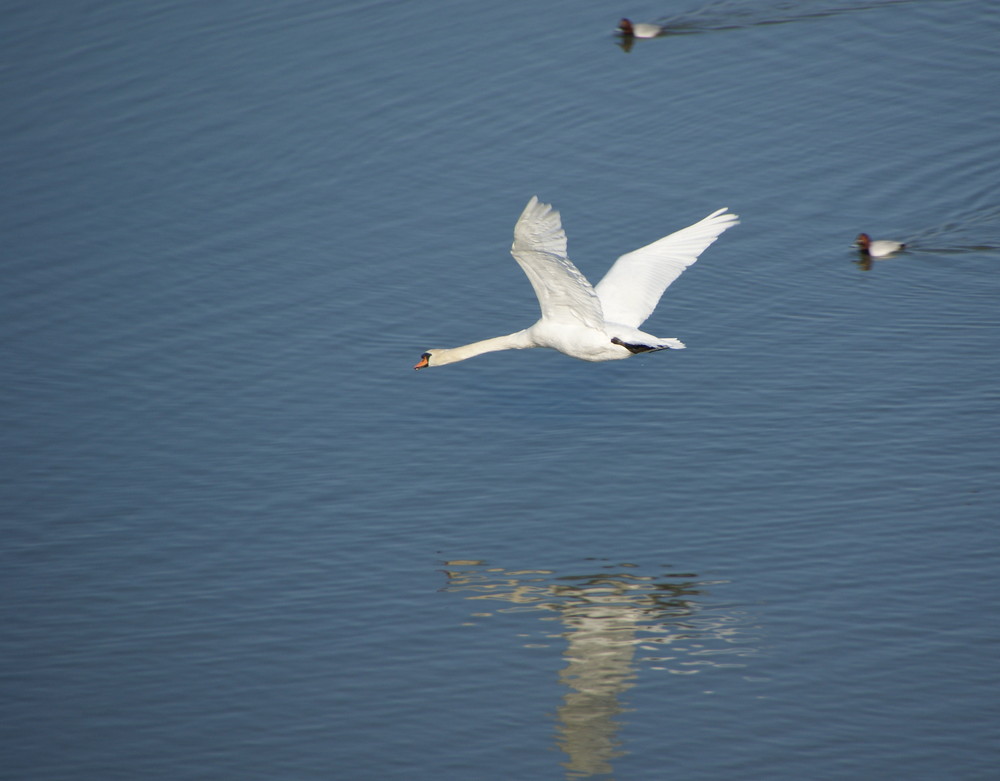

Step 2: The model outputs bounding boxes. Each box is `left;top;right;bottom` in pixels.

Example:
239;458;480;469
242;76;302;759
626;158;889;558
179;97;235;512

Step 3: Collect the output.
510;196;606;331
415;197;738;369
595;207;740;328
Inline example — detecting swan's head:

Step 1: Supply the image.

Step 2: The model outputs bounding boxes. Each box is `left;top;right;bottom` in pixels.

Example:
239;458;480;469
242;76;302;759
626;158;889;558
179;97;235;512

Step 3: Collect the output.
416;349;464;369
414;347;471;369
854;233;872;251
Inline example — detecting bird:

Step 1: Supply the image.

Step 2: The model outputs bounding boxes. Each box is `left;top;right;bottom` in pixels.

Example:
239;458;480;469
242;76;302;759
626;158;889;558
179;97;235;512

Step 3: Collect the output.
617;18;665;38
854;232;905;258
414;197;739;369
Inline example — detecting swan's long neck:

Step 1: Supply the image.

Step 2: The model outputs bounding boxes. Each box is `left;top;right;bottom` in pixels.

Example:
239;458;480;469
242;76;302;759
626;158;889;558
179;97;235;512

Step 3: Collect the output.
430;330;532;366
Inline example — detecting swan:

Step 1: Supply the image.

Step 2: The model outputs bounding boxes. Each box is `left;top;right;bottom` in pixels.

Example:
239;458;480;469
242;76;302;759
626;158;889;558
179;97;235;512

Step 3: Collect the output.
414;197;739;369
854;232;905;258
618;18;666;38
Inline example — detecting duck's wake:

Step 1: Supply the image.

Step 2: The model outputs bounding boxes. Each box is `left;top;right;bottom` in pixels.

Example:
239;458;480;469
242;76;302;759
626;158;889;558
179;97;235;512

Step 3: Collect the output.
903;205;1000;255
649;0;922;36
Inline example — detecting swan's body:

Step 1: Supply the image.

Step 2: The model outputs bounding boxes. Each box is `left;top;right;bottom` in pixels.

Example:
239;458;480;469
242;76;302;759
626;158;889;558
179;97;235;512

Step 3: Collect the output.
414;197;739;369
618;18;665;38
855;232;905;258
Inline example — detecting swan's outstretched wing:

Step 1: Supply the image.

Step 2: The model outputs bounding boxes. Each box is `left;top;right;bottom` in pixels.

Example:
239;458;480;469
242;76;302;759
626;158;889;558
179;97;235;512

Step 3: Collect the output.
594;208;739;328
511;196;606;330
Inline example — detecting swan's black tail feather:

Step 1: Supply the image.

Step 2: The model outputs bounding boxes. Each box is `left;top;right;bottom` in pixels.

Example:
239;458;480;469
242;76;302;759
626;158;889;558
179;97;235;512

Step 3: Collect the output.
611;337;667;354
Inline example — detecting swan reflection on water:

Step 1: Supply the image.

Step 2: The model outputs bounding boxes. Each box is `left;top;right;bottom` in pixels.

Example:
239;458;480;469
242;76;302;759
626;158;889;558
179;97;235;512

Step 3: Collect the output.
441;560;759;778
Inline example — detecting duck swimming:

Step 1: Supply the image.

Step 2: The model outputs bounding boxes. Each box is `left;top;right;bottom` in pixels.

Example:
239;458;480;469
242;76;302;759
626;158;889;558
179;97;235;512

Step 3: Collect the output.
855;232;906;258
617;18;666;38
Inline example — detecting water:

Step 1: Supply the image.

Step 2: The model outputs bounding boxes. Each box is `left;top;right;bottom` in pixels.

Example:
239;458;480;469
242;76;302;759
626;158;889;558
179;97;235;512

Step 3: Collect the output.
3;0;999;778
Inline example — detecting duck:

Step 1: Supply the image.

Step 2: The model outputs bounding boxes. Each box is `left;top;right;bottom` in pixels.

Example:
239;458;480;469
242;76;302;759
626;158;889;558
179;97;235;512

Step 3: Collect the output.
414;197;739;369
854;232;905;258
617;18;665;38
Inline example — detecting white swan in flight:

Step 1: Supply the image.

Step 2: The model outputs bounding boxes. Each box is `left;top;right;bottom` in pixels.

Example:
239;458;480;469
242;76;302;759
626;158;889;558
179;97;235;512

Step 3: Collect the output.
414;197;739;369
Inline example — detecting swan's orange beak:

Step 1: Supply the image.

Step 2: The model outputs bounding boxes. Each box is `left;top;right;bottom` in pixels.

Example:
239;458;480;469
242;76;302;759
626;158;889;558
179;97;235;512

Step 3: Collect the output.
414;354;430;370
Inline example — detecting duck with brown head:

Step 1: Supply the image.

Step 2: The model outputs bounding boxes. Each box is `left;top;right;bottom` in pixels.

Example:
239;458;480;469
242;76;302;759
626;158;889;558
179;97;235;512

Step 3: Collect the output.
617;18;665;38
855;232;906;258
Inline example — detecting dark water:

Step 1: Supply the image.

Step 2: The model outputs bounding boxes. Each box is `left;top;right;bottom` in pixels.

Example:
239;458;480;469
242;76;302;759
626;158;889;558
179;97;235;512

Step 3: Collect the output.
3;0;1000;779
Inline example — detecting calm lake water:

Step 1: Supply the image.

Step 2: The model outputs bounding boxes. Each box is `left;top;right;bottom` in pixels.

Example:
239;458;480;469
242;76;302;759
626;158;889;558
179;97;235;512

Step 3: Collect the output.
3;0;999;779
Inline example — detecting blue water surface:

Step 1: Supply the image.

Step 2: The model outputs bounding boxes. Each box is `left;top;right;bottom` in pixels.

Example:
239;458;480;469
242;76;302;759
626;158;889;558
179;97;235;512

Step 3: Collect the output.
2;0;999;779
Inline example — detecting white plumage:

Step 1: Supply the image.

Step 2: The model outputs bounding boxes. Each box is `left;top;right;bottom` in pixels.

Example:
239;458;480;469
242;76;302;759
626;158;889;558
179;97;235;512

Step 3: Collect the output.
414;197;739;369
